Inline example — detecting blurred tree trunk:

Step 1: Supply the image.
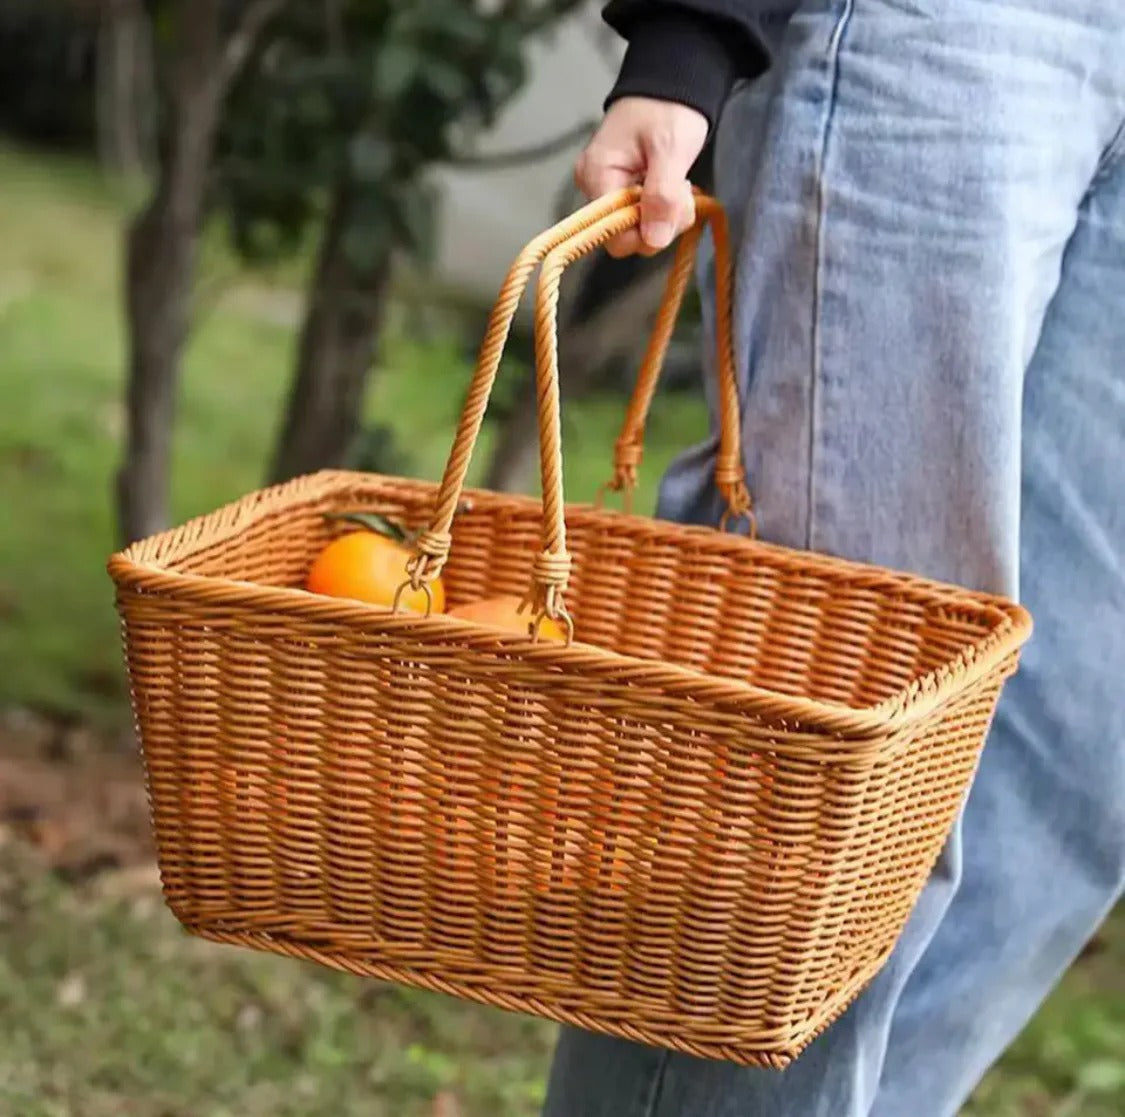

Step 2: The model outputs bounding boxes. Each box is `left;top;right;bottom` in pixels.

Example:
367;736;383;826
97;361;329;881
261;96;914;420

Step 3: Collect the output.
116;0;284;544
268;179;392;484
94;0;155;179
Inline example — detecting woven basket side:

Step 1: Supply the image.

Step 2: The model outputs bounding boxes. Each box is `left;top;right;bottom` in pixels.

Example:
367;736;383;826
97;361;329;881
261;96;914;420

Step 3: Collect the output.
119;579;1008;1062
162;478;431;589
777;667;1008;1026
437;507;1014;711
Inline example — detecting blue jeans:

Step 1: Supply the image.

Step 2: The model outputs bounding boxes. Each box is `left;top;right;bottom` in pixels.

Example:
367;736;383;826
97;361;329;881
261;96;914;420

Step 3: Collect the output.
544;2;1125;1114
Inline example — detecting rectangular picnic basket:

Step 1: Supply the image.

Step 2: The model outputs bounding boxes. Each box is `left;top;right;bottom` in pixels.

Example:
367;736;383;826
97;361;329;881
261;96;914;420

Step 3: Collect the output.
107;189;1032;1068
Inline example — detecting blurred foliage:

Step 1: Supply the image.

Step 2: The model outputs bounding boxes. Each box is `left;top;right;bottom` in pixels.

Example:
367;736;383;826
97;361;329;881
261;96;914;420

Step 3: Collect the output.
219;0;585;275
0;0;586;278
0;0;97;148
349;422;412;476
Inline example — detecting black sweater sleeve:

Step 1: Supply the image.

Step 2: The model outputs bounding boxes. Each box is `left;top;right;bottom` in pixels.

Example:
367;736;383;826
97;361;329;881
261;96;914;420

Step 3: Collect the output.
602;1;771;130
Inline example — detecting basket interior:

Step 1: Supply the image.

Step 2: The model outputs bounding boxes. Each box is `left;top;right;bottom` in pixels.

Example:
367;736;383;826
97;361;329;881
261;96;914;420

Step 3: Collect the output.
161;475;1013;714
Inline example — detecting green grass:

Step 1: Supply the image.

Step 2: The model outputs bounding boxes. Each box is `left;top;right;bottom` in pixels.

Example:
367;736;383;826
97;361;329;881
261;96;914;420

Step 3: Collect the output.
0;842;555;1117
0;142;706;723
965;922;1125;1117
1;141;1122;1117
0;836;1121;1117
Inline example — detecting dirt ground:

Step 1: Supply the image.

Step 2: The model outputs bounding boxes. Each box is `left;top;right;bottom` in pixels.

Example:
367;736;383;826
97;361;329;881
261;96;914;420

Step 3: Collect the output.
0;707;153;882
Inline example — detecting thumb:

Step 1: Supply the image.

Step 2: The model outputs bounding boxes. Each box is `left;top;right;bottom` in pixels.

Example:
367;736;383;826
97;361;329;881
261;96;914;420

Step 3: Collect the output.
639;145;696;252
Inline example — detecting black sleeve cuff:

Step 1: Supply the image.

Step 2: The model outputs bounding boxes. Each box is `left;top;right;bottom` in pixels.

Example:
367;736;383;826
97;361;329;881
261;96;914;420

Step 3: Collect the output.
604;6;770;131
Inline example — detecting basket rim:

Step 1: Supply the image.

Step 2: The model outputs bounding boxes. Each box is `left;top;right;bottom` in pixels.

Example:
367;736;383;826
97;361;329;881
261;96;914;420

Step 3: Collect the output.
107;470;1032;745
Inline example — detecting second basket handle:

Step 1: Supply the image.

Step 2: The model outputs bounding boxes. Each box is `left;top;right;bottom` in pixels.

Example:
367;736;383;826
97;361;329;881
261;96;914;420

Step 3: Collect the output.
527;196;752;628
602;196;750;522
404;191;751;629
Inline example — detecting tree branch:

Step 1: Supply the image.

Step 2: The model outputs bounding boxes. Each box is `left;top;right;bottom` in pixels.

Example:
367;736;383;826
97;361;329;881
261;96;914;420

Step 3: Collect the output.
449;118;595;170
219;0;288;92
323;0;344;54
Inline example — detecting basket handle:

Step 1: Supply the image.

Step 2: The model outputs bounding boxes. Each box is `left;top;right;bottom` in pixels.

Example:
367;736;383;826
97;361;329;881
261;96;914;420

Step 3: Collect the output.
595;195;751;520
401;186;649;600
403;190;751;631
526;194;751;631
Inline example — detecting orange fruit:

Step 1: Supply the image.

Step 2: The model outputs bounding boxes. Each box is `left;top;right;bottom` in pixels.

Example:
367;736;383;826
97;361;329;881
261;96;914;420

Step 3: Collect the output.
305;514;445;614
447;594;567;641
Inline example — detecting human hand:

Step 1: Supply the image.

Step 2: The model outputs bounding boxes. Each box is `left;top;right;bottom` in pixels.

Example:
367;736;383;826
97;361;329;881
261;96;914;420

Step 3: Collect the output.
574;96;708;257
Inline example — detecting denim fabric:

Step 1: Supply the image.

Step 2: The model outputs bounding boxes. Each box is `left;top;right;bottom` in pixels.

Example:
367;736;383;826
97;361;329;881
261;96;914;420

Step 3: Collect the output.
543;2;1125;1114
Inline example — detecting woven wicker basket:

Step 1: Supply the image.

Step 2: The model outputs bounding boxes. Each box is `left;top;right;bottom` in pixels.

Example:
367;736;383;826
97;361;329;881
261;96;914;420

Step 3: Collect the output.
108;189;1031;1068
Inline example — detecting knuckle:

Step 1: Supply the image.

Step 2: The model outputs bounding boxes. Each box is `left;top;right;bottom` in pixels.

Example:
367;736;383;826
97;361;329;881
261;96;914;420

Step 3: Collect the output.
575;150;608;193
578;145;609;173
606;231;639;258
646;123;678;155
576;160;603;193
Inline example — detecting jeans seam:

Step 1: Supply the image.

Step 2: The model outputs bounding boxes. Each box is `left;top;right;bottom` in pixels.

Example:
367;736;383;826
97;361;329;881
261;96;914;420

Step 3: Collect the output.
807;0;856;551
637;1049;671;1117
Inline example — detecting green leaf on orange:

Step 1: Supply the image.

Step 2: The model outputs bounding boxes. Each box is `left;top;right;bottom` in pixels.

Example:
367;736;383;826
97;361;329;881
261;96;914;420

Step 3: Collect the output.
324;511;410;543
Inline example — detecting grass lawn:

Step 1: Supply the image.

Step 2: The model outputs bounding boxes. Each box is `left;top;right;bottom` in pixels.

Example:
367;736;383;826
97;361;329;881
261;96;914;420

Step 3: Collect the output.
0;838;557;1117
0;142;1122;1116
0;823;1120;1117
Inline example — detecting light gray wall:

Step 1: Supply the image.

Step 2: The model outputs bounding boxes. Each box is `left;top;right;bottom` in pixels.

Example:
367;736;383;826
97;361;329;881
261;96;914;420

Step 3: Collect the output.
432;5;621;299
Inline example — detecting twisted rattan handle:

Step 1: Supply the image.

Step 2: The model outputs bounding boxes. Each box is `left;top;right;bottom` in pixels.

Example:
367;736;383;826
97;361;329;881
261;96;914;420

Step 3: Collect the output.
404;186;648;591
527;196;751;628
601;197;750;523
405;190;749;636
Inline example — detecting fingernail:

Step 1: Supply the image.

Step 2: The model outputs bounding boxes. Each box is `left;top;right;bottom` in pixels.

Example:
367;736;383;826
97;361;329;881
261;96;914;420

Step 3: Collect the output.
643;221;674;249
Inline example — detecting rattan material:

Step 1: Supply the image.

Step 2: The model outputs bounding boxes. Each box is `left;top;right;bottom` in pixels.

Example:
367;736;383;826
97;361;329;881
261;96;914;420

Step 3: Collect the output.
108;189;1032;1068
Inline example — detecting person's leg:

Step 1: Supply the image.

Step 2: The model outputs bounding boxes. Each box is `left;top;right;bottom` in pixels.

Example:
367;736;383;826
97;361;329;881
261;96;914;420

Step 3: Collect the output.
543;2;1125;1114
870;142;1125;1117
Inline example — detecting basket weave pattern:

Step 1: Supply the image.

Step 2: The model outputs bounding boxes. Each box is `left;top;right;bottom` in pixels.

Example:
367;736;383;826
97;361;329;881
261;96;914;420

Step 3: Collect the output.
110;191;1031;1067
